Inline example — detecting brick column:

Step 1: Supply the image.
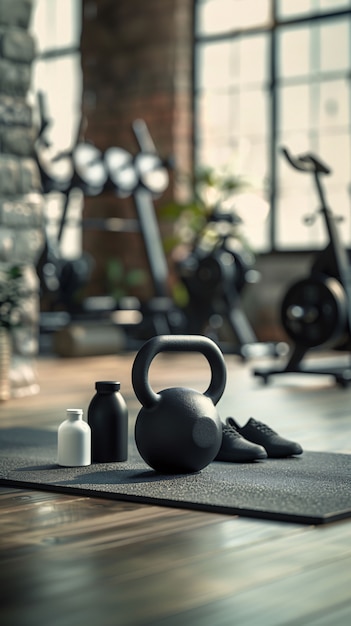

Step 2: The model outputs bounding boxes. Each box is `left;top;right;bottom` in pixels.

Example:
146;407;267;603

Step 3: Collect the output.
0;0;45;398
80;0;194;300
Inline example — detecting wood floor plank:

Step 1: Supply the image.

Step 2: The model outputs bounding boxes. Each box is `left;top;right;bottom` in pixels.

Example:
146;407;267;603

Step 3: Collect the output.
148;556;351;626
1;352;351;625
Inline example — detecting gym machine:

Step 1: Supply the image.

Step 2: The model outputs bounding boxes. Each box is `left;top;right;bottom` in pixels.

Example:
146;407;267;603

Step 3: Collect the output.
177;205;281;357
35;93;283;356
35;94;183;346
254;147;351;386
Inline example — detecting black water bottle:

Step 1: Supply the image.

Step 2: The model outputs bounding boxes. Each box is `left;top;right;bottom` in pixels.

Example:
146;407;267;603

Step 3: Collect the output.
87;381;128;462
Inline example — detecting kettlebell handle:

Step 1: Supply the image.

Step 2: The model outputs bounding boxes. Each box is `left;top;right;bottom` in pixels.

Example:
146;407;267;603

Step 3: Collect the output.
132;334;227;408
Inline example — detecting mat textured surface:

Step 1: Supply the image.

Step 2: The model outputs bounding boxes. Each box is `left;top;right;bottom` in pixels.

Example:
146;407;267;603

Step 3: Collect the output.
0;427;350;524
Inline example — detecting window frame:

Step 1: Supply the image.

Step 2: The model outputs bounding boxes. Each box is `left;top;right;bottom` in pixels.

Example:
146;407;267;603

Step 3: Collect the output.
193;0;351;253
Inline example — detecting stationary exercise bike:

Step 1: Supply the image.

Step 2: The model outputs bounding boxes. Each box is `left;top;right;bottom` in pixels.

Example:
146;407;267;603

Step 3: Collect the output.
177;204;281;357
254;147;351;386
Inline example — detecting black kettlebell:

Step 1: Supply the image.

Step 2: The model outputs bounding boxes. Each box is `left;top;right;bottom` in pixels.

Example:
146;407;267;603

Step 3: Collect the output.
132;334;226;474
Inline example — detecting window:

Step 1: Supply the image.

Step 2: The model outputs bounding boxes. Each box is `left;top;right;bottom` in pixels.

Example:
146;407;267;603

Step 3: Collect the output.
30;0;82;258
30;0;82;151
195;0;351;251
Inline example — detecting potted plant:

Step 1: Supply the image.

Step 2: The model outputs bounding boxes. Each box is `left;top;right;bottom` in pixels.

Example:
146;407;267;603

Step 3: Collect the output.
0;264;27;401
160;165;250;305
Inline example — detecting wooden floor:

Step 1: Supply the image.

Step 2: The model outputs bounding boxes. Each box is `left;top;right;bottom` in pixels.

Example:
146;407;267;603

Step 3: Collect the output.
1;347;351;625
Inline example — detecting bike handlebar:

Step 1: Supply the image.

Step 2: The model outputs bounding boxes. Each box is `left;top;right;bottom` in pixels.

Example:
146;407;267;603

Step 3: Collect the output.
281;147;331;175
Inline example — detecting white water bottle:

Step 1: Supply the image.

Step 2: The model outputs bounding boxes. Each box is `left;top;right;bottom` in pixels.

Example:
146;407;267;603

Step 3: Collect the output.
57;408;91;467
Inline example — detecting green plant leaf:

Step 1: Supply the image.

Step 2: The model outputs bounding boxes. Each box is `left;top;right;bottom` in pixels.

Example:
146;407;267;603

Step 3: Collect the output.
125;269;147;287
106;259;124;283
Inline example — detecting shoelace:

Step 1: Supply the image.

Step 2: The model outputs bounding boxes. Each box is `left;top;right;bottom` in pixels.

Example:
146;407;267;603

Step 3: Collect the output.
250;420;276;435
223;424;242;440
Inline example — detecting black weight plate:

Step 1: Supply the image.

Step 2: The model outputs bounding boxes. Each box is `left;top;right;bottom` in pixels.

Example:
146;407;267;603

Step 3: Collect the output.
281;275;348;348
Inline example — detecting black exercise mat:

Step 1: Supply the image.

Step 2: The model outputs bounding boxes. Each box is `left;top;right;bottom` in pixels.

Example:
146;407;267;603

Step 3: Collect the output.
0;427;350;525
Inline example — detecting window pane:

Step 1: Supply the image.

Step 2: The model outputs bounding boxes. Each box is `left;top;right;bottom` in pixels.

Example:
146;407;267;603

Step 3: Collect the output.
318;79;349;130
197;92;233;137
197;0;271;36
276;193;328;248
234;189;271;250
277;25;313;78
232;137;269;186
319;133;351;183
319;19;350;72
238;89;268;134
196;136;237;169
319;0;351;11
277;0;314;19
323;190;351;245
31;0;81;52
196;41;232;90
32;55;82;151
278;0;351;18
279;84;311;131
275;164;327;248
236;35;269;85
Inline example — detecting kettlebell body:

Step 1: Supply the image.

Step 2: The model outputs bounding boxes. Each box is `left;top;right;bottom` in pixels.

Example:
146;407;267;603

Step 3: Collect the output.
132;335;227;474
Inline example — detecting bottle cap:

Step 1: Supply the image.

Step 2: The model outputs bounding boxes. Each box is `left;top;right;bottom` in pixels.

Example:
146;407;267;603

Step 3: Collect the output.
95;381;121;393
66;408;83;419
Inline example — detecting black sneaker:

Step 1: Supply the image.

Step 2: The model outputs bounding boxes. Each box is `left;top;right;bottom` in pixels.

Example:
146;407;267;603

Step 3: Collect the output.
215;418;267;463
228;417;303;458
